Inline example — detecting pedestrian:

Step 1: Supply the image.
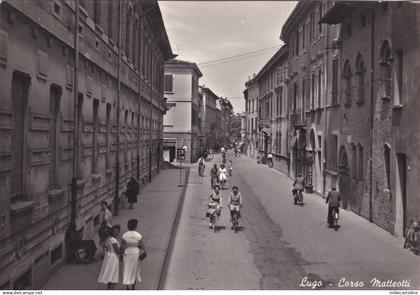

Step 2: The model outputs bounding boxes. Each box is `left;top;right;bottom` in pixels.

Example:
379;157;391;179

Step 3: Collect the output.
100;201;113;228
98;225;122;290
198;156;205;177
121;219;146;290
267;152;273;167
325;186;341;227
126;177;139;209
99;201;113;254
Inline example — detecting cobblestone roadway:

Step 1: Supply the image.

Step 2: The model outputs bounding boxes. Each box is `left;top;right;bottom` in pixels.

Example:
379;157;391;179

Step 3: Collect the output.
162;152;420;290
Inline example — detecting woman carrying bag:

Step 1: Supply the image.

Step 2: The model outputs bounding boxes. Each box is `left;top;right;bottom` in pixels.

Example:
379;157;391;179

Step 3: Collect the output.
121;219;147;290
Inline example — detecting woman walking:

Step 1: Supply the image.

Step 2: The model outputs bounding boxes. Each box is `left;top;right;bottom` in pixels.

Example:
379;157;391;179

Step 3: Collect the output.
121;219;146;290
97;225;121;290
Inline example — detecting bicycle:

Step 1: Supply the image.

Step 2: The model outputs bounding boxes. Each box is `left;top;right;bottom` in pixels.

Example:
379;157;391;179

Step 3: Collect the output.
231;209;240;233
332;207;339;230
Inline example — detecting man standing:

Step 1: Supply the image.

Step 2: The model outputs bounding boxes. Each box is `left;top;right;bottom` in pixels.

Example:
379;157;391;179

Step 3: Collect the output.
326;186;341;227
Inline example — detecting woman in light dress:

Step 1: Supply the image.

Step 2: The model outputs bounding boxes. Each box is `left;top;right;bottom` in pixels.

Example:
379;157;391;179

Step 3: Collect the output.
97;224;121;290
121;219;146;290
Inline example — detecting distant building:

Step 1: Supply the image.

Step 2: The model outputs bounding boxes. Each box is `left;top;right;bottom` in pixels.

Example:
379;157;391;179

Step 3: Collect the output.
244;75;259;158
0;0;172;289
217;97;233;147
254;46;289;174
199;86;222;150
281;1;339;193
163;59;202;163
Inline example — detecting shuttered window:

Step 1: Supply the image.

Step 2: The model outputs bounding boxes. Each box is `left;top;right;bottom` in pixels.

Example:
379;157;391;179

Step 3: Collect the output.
164;75;173;92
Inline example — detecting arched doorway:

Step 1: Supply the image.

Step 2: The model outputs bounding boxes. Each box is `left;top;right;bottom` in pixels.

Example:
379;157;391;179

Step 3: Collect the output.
338;146;350;209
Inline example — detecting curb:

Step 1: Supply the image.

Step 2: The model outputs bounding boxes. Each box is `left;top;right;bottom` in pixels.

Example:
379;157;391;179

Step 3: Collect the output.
157;167;191;290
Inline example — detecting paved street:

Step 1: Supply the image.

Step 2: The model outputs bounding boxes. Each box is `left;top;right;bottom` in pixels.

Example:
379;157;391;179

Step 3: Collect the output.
42;167;188;290
162;151;420;290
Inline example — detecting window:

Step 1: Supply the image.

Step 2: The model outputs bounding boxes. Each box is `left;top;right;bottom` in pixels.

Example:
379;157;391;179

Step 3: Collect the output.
394;49;403;106
384;144;391;189
93;0;100;26
125;110;128;163
329;135;338;171
301;79;305;112
351;144;357;179
358;144;364;181
346;24;352;38
11;72;30;200
53;1;61;19
107;1;113;40
318;3;323;34
49;85;61;189
332;58;338;105
379;40;392;100
360;13;366;27
164;75;173;92
302;25;306;50
343;60;352;106
311;73;315;109
355;54;365;105
106;103;111;170
295;31;299;55
92;99;99;174
125;8;132;59
293;83;298;110
318;69;322;107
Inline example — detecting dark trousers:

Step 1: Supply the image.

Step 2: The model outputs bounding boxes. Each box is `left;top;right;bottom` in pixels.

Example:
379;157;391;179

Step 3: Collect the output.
327;206;339;225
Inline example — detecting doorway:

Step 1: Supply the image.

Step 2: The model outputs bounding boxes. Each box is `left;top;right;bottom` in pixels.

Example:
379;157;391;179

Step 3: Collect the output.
395;153;407;236
338;146;350;209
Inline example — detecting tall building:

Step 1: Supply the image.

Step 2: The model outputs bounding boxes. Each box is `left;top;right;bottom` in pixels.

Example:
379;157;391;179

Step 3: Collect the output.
254;46;289;174
199;86;222;151
0;0;173;289
321;1;420;235
217;97;233;147
281;1;339;194
244;75;259;158
163;59;202;163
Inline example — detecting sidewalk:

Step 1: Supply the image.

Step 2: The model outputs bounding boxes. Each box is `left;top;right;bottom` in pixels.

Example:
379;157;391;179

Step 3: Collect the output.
42;167;189;290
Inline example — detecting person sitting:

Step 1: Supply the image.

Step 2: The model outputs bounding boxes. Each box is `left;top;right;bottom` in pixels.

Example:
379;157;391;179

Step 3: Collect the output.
65;222;97;263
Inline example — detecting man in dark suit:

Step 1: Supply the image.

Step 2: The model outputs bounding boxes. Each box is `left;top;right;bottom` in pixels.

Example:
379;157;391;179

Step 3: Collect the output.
326;186;341;227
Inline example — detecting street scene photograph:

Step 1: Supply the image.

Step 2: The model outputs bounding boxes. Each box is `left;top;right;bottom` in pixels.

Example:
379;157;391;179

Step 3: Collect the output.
0;0;420;292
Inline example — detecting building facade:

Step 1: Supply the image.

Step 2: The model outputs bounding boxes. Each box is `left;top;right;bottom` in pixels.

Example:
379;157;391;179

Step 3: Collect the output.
0;0;172;289
244;76;259;158
163;59;202;163
199;86;221;151
255;46;289;174
321;1;420;235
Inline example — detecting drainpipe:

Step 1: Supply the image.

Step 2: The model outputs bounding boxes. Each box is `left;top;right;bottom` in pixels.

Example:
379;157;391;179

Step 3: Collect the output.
114;1;122;216
369;10;375;223
323;19;329;198
70;0;79;225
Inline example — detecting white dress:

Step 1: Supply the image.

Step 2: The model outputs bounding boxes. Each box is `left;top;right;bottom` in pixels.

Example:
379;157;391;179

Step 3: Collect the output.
122;231;143;285
219;168;227;181
97;237;120;284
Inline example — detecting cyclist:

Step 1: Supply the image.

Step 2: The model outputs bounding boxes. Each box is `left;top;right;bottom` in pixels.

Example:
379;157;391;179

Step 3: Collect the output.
326;186;341;227
292;173;305;204
210;164;219;187
208;185;223;227
198;156;205;176
228;186;243;228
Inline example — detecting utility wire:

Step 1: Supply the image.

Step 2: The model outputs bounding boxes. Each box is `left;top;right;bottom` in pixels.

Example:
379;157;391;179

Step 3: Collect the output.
197;45;281;67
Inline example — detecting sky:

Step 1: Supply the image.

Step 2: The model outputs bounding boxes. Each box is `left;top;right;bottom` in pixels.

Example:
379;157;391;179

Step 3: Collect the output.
159;1;297;114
